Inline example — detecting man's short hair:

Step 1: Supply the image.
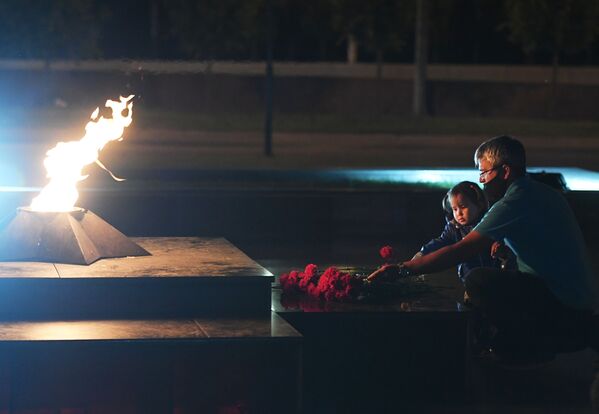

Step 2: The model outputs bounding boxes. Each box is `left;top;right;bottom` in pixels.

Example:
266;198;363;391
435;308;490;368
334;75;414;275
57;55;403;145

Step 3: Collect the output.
474;135;526;174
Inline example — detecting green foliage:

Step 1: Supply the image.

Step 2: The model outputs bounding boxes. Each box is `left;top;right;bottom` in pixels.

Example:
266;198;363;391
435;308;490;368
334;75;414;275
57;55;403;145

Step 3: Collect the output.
503;0;599;56
168;0;264;60
0;0;100;59
270;0;337;60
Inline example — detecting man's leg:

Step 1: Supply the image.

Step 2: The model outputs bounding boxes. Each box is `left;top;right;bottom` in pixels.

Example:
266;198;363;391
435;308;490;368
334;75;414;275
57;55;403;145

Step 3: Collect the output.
464;267;569;359
464;268;554;326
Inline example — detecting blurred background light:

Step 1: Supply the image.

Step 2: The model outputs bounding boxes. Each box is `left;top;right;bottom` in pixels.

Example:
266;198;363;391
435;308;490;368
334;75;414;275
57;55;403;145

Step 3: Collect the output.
341;167;599;191
0;160;27;189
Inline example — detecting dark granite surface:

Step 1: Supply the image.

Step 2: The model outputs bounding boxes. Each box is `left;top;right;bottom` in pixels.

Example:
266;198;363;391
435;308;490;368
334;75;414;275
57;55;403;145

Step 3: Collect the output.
272;271;468;315
0;313;300;342
0;319;204;341
195;313;301;339
0;237;273;279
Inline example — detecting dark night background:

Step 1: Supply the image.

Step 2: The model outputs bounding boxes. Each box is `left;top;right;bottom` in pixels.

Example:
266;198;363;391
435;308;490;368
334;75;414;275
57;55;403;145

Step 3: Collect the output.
0;0;597;64
0;1;597;414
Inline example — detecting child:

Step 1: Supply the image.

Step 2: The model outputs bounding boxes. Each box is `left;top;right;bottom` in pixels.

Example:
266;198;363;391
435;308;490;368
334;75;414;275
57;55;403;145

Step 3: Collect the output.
416;181;505;284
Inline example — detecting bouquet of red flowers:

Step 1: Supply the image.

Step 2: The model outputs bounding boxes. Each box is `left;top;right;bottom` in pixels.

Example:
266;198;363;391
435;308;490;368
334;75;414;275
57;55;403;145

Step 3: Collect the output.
279;263;418;307
279;264;363;302
278;244;415;304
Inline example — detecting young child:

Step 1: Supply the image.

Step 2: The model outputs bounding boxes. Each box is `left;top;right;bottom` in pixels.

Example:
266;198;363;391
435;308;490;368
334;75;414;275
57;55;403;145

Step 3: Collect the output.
416;181;505;284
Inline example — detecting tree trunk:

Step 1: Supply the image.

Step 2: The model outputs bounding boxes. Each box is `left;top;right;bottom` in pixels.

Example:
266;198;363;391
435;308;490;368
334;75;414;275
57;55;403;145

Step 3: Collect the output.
413;0;429;116
550;48;559;115
264;0;274;156
319;39;327;61
347;34;358;64
150;1;159;58
551;49;559;95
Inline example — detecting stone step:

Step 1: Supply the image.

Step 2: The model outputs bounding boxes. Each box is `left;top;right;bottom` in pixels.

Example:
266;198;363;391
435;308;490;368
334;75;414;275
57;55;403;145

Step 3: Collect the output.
0;313;302;413
0;237;273;320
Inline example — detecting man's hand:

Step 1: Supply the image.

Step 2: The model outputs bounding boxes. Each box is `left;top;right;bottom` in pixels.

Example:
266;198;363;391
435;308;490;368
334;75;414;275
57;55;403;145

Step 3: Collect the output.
367;263;413;282
490;241;508;260
367;264;399;282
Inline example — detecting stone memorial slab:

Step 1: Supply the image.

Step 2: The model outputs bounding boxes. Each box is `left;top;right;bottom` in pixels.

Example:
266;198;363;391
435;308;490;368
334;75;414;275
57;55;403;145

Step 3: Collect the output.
0;237;273;319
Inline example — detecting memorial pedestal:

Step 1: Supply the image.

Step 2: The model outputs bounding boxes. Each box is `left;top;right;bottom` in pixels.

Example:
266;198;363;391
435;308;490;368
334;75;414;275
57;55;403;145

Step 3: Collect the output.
0;237;273;319
272;274;472;411
0;237;302;413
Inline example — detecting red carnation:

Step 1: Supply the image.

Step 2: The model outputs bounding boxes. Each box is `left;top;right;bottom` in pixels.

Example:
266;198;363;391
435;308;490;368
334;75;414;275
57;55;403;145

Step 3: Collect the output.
298;264;319;291
298;272;311;290
279;272;289;288
304;264;318;277
314;267;356;302
379;245;394;260
288;270;300;285
306;283;321;297
280;270;302;293
316;267;339;298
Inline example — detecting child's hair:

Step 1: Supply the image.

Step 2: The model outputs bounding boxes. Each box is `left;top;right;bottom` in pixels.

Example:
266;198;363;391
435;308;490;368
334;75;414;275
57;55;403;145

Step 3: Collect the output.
442;181;488;221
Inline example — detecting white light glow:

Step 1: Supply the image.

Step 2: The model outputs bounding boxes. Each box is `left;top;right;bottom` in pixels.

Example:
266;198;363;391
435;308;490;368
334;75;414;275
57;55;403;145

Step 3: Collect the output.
341;167;599;191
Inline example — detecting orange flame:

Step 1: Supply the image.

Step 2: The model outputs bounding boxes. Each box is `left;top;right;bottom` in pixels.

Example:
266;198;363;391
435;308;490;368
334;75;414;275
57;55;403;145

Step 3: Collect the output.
30;95;134;212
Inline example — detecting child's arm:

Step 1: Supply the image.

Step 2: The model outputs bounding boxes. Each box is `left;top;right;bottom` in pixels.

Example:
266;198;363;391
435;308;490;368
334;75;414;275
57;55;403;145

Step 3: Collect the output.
420;222;459;255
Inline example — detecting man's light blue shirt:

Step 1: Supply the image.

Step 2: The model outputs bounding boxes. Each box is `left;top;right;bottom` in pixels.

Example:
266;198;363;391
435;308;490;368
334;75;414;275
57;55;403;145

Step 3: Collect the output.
474;175;599;310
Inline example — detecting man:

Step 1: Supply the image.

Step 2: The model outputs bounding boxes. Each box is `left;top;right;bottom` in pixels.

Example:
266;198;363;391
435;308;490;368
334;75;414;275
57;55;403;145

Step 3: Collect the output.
370;135;599;358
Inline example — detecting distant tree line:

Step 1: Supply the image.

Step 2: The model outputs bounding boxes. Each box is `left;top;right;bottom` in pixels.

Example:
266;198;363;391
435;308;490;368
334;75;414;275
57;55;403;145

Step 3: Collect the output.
0;0;598;67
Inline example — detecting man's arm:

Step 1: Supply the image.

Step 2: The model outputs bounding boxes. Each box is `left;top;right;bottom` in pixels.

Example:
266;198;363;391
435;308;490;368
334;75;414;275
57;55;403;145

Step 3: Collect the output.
405;230;494;274
367;230;495;281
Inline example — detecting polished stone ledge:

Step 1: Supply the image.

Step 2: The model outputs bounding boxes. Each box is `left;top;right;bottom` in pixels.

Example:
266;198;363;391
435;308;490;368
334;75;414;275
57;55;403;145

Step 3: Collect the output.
271;272;470;318
0;313;300;343
0;237;274;319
